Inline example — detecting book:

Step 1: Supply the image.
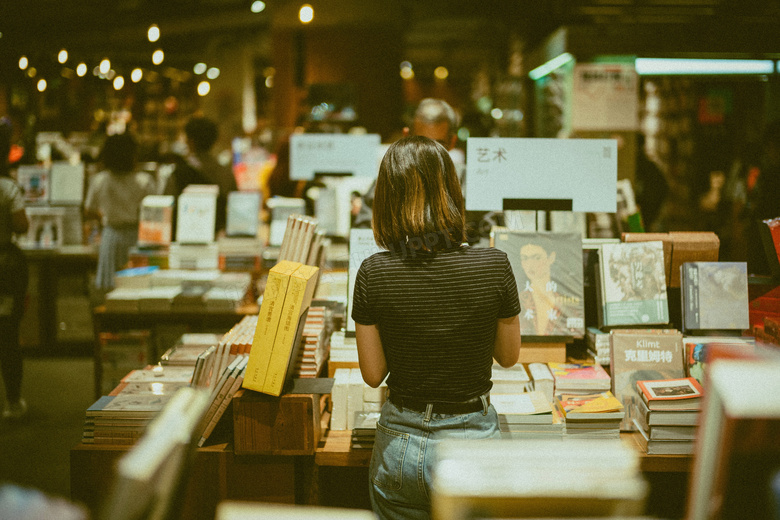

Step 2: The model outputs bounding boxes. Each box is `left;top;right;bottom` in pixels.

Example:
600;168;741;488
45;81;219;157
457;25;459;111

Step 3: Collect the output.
759;217;780;278
681;262;749;333
630;407;697;440
609;329;685;431
17;165;49;204
491;363;532;394
555;391;625;420
527;362;555;403
634;393;700;426
683;336;755;387
263;264;320;396
632;419;695;455
636;376;703;411
22;206;65;249
138;195;175;247
492;391;554;424
688;358;780;520
598;241;669;327
226;191;261;237
547;362;611;393
491;230;585;337
176;191;217;244
243;260;300;392
49;161;85;204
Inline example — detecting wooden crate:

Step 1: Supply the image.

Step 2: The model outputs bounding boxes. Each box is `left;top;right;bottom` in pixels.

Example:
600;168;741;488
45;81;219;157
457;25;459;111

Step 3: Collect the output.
233;389;325;456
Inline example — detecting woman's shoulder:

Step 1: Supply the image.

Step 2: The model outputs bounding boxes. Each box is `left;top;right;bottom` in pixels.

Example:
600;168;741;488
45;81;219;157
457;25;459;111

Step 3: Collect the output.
459;246;509;263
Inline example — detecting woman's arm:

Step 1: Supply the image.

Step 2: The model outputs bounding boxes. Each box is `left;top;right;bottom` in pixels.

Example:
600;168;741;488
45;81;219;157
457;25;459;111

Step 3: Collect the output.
355;323;388;388
494;315;521;368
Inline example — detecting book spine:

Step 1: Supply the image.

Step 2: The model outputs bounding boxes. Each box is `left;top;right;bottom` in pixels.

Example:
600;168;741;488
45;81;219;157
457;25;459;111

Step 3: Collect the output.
685;263;700;331
243;266;295;392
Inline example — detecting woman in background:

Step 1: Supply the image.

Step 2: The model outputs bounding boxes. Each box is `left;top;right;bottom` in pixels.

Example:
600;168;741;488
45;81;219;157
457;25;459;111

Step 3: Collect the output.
85;133;156;291
0;118;30;419
352;136;522;520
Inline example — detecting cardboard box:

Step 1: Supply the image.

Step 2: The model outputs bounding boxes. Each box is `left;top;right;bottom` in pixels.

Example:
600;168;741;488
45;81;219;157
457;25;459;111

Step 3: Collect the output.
232;389;325;455
516;343;567;364
668;232;719;288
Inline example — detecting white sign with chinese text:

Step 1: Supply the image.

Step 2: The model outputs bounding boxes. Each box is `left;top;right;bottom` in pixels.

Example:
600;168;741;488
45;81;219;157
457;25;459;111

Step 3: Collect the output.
290;133;381;180
465;137;617;213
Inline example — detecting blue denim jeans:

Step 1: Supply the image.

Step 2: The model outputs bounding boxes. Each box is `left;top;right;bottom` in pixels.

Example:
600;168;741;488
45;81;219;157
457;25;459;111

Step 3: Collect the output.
369;396;500;520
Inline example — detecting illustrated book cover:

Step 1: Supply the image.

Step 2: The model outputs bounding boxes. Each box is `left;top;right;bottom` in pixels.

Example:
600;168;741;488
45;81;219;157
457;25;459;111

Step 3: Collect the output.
636;376;703;411
681;262;749;332
491;229;585;337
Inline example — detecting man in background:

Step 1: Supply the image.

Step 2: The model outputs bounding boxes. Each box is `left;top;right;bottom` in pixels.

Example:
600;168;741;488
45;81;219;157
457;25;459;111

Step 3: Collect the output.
353;98;461;228
164;116;238;234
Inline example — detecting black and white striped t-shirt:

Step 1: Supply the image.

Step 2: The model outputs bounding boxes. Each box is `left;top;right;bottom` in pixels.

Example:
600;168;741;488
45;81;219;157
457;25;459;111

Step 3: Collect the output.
351;246;521;403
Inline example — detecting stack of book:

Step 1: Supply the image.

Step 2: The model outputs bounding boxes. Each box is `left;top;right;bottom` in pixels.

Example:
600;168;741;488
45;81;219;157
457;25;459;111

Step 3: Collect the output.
586;326;611;366
83;365;194;445
351;411;381;450
491;363;532;394
196;355;249;447
98;331;153;396
159;333;222;367
137;195;174;248
555;391;624;439
632;376;702;455
548;361;611;395
293;306;330;378
218;236;262;272
527;362;555;403
493;390;563;439
330;368;387;432
278;214;326;268
328;331;359;376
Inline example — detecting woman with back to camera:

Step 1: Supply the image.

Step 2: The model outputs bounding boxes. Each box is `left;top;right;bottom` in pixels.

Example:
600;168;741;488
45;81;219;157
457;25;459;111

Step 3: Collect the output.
85;132;156;291
352;135;522;519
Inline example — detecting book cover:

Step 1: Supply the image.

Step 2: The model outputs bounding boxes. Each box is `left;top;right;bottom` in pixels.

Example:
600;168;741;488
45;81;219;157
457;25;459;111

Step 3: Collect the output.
138;195;174;247
636;376;703;411
175;192;217;244
547;362;611;392
555;391;624;419
599;241;669;327
49;162;85;204
682;262;749;332
491;230;585;337
683;336;755;387
263;264;320;396
226;191;261;237
243;260;300;392
610;329;685;431
17;165;49;204
492;391;553;424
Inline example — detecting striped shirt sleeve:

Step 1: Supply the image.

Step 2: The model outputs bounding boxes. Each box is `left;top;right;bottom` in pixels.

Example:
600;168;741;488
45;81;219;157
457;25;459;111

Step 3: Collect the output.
351;259;376;325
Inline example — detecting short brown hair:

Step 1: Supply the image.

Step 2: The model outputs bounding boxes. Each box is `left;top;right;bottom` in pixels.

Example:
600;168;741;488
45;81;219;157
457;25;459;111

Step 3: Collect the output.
373;136;465;253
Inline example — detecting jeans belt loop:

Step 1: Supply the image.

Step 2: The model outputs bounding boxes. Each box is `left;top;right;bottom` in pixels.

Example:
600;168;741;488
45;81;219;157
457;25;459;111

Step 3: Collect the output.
480;394;489;416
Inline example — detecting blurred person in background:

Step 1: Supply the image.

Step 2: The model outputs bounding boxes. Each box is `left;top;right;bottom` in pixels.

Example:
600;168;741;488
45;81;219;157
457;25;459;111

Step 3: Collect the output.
164;116;238;234
85;133;156;291
0;118;30;419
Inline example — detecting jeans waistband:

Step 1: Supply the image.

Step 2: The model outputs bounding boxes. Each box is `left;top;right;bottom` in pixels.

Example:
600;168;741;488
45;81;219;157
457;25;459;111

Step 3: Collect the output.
388;393;489;415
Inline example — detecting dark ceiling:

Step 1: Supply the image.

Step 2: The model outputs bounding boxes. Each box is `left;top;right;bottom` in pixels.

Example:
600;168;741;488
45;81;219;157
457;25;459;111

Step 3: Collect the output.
1;0;779;73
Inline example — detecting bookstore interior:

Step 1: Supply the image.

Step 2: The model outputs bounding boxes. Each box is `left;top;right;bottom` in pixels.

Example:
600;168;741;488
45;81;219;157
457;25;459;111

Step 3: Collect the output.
2;1;780;519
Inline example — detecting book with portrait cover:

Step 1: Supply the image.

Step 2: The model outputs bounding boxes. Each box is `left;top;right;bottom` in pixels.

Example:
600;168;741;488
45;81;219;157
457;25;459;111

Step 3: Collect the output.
491;229;585;338
598;241;669;327
681;262;749;333
636;376;703;411
610;329;685;431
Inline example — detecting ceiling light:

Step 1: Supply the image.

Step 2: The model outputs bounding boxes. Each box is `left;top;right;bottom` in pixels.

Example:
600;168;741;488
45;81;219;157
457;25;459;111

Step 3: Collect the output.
27;67;37;78
193;62;207;75
528;52;575;81
99;59;111;74
58;49;68;64
152;49;164;65
19;56;28;70
131;68;143;83
635;58;775;75
400;67;414;80
251;1;266;13
37;79;47;92
148;24;160;43
76;63;87;77
113;76;125;90
299;4;314;23
206;67;220;79
434;66;449;80
197;81;211;96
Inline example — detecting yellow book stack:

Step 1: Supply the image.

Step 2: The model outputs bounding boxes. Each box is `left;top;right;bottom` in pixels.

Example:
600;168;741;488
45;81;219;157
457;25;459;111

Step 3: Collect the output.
243;260;300;392
263;264;320;396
